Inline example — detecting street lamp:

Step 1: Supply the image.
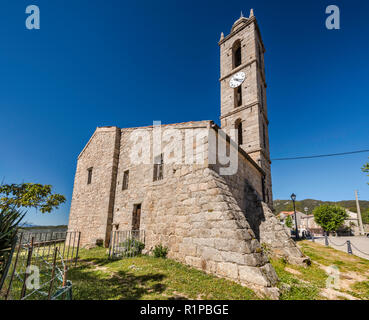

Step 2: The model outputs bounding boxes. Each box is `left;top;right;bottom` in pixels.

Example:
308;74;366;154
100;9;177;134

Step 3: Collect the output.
291;193;299;240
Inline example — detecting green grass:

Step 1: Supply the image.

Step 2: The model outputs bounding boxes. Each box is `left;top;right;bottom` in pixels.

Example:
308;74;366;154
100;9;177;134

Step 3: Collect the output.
270;258;327;300
4;240;368;300
298;241;369;274
271;241;369;300
69;248;258;300
68;242;369;300
348;281;369;300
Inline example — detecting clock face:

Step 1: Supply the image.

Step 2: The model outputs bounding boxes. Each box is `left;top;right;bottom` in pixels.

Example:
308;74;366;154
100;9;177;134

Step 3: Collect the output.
229;72;246;88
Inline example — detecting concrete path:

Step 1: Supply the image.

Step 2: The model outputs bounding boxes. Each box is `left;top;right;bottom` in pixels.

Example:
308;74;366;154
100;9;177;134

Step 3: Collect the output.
313;236;369;260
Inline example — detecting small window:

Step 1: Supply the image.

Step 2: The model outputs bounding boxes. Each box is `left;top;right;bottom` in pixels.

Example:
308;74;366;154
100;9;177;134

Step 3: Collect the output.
263;123;267;149
260;85;264;108
261;177;266;202
153;154;164;181
122;170;129;190
258;43;263;68
87;167;93;185
235;119;243;146
235;86;242;107
232;40;242;69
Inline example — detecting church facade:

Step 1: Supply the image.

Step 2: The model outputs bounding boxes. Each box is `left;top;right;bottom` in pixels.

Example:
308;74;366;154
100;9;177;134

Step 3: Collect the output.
68;11;306;297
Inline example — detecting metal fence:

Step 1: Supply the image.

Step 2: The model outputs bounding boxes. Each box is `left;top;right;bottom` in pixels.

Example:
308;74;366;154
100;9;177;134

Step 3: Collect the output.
315;234;369;259
0;231;80;300
108;230;145;259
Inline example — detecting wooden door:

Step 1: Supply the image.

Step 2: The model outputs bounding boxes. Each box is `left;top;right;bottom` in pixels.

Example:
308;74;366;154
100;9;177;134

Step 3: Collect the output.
132;204;141;231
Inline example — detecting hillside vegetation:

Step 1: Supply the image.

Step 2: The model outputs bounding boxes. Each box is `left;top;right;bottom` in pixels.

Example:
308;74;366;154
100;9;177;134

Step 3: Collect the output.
273;199;369;224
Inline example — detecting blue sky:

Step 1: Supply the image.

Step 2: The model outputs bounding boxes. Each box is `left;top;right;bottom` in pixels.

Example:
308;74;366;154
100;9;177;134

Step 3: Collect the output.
1;0;368;225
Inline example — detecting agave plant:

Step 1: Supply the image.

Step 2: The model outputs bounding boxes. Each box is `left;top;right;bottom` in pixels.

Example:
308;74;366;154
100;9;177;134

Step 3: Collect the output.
0;206;25;285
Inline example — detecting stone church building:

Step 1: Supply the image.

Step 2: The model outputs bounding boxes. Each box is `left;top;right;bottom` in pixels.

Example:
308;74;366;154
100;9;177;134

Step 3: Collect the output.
68;11;307;297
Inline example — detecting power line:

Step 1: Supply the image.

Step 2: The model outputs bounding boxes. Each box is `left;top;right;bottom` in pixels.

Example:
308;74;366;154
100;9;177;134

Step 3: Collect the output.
271;149;369;161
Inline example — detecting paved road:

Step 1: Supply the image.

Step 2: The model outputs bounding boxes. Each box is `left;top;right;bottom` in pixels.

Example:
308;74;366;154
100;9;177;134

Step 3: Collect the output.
313;236;369;260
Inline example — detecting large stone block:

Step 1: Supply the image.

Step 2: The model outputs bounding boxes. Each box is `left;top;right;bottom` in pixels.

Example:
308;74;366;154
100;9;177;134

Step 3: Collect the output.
217;262;239;279
238;265;271;287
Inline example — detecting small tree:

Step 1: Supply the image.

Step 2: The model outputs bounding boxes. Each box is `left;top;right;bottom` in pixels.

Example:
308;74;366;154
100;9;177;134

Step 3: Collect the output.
285;215;293;229
362;208;369;225
0;183;66;286
0;183;66;213
313;204;348;233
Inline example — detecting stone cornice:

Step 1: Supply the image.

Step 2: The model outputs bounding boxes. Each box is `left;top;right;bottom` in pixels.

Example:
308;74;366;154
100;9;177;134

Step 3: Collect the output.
210;122;266;177
219;16;256;46
220;101;269;125
78;126;120;160
219;59;257;82
218;16;266;53
219;59;267;89
220;101;258;119
247;148;271;164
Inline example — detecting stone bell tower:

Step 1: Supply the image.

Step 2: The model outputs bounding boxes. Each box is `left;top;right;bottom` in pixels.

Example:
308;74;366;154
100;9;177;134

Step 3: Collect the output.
219;10;272;205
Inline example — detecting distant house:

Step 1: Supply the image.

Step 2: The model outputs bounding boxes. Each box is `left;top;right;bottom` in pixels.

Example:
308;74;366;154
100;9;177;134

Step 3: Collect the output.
300;215;320;231
277;211;307;228
300;210;361;236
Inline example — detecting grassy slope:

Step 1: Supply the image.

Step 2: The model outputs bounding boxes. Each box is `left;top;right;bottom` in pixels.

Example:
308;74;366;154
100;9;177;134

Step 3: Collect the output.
69;241;369;300
69;248;258;300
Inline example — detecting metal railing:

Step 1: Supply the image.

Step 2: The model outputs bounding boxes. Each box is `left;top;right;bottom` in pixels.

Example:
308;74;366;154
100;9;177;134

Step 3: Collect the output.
109;230;145;259
0;231;80;300
318;233;369;258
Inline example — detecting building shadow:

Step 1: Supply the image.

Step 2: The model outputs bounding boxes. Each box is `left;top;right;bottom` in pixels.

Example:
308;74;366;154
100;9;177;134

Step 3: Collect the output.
68;264;167;300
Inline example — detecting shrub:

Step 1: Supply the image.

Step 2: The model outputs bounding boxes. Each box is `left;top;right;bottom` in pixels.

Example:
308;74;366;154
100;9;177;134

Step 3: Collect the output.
96;239;104;247
153;244;168;258
0;206;25;286
285;215;293;229
119;239;145;257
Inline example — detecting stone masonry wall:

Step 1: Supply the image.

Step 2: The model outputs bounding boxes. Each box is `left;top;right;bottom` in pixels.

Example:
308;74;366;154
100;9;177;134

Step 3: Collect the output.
68;127;120;246
68;121;306;297
210;128;308;266
111;122;279;297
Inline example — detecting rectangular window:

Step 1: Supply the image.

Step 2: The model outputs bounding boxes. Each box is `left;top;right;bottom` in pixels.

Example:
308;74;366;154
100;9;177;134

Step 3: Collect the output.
261;177;266;202
122;170;129;190
153;153;164;181
260;85;264;109
235;86;242;107
263;123;266;149
258;43;263;69
87;167;93;185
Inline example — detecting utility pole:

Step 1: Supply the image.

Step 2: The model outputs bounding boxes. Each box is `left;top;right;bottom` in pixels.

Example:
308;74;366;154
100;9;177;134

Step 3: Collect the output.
355;190;365;236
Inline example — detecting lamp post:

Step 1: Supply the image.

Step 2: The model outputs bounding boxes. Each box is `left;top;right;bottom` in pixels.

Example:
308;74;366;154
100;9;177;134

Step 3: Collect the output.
291;193;299;240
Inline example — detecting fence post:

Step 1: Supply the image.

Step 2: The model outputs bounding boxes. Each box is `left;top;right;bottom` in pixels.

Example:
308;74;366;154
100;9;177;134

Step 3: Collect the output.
110;231;116;259
20;237;34;299
325;232;329;246
74;232;81;267
0;235;18;291
48;248;59;299
4;233;23;300
108;231;114;259
347;240;353;255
